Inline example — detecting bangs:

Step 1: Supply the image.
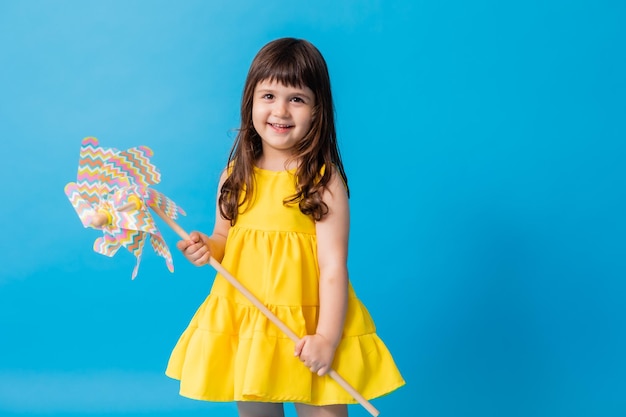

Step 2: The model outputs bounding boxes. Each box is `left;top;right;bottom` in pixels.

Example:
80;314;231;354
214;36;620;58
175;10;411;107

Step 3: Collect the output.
257;56;313;88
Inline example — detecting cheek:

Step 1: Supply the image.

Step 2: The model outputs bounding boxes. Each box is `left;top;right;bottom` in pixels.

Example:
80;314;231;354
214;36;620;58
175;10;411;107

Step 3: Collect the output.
304;111;315;132
299;106;313;122
251;105;264;126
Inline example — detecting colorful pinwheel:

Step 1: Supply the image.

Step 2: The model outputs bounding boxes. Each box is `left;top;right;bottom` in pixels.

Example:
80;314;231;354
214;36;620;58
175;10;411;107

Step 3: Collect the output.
64;137;185;279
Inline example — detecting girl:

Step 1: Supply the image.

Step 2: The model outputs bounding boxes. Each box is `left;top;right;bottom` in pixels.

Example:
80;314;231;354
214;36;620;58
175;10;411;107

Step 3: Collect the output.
166;38;404;417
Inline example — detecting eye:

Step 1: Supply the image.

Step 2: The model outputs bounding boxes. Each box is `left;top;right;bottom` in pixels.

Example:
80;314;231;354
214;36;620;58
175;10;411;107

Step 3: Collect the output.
291;96;305;103
261;93;274;100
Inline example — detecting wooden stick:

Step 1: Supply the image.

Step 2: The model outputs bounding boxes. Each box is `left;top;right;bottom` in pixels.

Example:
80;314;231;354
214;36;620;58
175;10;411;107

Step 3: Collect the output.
150;205;380;417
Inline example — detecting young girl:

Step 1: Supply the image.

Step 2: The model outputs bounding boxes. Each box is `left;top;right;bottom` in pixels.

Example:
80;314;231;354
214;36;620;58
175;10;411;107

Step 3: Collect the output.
166;38;404;417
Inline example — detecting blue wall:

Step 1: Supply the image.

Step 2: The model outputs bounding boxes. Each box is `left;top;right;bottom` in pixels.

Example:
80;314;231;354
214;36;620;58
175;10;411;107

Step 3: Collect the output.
0;1;624;416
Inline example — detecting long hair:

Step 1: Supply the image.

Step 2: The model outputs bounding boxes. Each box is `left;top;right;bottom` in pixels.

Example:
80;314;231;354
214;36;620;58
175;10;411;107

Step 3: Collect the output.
219;37;349;225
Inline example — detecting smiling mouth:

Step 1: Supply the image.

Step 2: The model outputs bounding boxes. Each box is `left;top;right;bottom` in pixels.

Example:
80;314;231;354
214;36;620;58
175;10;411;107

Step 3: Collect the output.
269;123;293;129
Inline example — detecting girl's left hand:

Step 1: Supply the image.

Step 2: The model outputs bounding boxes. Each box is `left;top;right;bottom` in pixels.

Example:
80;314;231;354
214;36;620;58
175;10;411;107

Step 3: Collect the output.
294;333;336;376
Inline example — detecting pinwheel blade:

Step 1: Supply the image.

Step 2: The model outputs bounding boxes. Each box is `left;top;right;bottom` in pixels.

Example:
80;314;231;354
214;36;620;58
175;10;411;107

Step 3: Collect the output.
106;145;161;188
64;182;97;228
66;137;185;279
75;137;126;204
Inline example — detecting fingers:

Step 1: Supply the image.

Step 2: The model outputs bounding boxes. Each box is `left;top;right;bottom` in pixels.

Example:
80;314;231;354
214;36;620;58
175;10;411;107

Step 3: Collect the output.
177;231;211;266
304;360;328;376
188;231;203;244
294;338;305;358
295;336;333;375
176;239;190;252
316;365;329;376
295;337;313;368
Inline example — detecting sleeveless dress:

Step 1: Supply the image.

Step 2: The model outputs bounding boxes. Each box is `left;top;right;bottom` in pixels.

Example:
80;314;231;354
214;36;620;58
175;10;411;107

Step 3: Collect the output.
166;166;404;405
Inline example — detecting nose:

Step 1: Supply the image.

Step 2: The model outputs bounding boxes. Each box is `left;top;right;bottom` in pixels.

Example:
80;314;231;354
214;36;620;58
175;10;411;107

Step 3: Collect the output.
272;99;289;118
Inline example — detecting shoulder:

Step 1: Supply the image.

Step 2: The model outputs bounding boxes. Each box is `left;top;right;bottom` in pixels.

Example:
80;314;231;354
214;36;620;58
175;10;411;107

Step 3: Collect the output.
318;165;349;222
321;164;348;199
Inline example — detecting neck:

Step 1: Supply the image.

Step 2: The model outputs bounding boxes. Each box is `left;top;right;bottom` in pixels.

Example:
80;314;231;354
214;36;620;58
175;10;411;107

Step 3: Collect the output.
256;151;298;172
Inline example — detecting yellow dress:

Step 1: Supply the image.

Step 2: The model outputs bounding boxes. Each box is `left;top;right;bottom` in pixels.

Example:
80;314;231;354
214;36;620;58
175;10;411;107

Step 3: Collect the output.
166;166;404;405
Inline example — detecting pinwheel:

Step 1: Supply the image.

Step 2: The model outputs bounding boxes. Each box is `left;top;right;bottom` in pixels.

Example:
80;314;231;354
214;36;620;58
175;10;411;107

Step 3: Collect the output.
64;137;185;279
64;137;379;416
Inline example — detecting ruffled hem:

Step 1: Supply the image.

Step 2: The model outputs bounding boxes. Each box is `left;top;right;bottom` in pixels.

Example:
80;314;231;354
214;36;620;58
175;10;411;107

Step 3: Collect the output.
166;294;405;405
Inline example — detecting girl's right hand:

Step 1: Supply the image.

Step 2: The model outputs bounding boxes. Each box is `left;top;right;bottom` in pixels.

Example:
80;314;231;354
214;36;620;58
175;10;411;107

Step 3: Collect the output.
176;231;212;266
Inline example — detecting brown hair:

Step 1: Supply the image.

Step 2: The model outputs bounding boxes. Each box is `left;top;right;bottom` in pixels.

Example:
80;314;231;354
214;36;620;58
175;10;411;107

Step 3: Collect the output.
219;37;349;225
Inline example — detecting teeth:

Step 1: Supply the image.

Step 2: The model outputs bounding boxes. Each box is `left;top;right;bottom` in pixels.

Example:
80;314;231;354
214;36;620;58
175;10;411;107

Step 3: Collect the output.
271;123;291;128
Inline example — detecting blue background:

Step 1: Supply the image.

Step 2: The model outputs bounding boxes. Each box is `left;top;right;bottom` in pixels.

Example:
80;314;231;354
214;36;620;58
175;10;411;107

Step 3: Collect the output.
1;1;625;416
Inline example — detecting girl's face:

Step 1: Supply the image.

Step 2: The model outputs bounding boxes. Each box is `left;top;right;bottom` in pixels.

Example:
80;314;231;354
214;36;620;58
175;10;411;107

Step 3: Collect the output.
252;79;315;160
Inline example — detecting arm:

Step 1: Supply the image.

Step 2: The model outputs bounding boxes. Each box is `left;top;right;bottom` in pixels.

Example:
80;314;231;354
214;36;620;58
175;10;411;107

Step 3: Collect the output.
177;170;231;265
295;170;350;375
